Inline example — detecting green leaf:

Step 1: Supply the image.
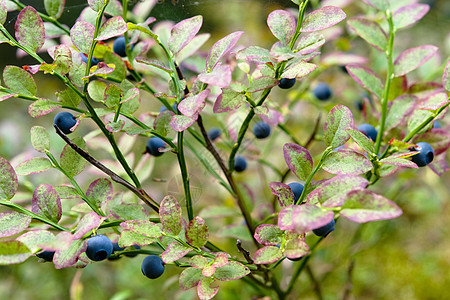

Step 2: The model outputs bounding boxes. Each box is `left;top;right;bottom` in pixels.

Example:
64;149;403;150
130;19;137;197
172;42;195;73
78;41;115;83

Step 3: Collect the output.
322;149;373;175
0;0;7;25
189;255;208;269
284;238;309;260
15;157;52;176
269;182;295;207
161;241;191;264
17;230;55;253
283;143;313;181
393;45;438;77
109;204;149;221
214;261;250;281
104;84;123;109
179;267;204;290
118;230;156;247
53;44;72;75
207;31;243;69
347;17;387;51
185;216;209;248
323;105;354;148
443;59;450;91
73;212;106;239
213;88;246;113
53;239;87;269
254;224;284;246
246;76;278;93
197;277;219;300
279;204;334;234
96;16;127;41
267;10;296;45
407;109;433;135
3;65;36;96
0;156;18;200
28;99;61;118
44;0;64;19
88;0;107;12
56;87;81;107
393;4;429;30
385;95;417;131
154;111;175;137
346;64;384;98
159;195;183;235
59;137;87;177
362;0;389;10
15;6;45;52
168;15;203;54
32;183;62;222
70;21;94;53
86;178;112;208
0;240;31;265
0;211;31;237
30;126;50;153
301;6;346;32
55;185;79;199
103;51;126;82
347;129;375;154
87;80;107;102
120;220;162;238
253;246;283;264
281;59;317;79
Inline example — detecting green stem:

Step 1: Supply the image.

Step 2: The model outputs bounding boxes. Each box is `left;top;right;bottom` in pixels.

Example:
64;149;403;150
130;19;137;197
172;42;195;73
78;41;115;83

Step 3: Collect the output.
289;0;310;49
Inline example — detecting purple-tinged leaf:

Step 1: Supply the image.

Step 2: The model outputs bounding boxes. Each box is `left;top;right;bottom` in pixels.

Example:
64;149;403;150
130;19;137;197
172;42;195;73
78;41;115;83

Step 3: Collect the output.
106;120;124;132
179;267;203;289
301;6;346;32
70;21;94;53
347;128;375;154
0;92;17;102
385;95;417;130
88;0;107;12
254;224;284;246
361;0;389;10
162;241;191;264
198;64;231;88
347;17;387;51
197;277;219;300
178;90;210;117
28;99;60;118
96;16;127;41
3;65;36;96
322;52;368;66
44;0;65;19
190;255;208;269
15;157;52;176
212;253;228;268
215;261;250;281
346;64;384;98
393;4;429;30
176;33;210;63
379;156;418;168
394;45;438;77
284;238;310;260
53;239;87;269
84;62;115;79
236;46;272;64
253;246;283;264
186;216;209;248
202;265;216;277
32;184;62;222
0;0;7;25
37;231;72;252
213;89;246;113
290;204;334;234
322;149;373;175
257;107;284;126
17;230;55;253
429;153;449;176
307;175;369;207
407;109;433;135
104;84;122;108
86;178;112;208
207;31;243;69
0;156;17;200
269;182;295;207
295;33;325;55
388;138;416;151
136;57;173;73
324;105;354;148
121;87;139;104
110;203;149;221
379;164;403;177
0;240;31;265
159;195;183;236
60;137;87;177
31;126;50;153
168;15;202;54
413;128;450;156
267;10;296;45
0;211;31;237
281;59;317;79
419;92;450;112
278;205;295;231
341;190;402;223
154;110;175;137
118;230;156;247
443;59;450;91
247;76;278;92
15;6;45;52
120;220;162;238
170;114;197;132
73;212;106;239
104;52;127;81
283;143;313;181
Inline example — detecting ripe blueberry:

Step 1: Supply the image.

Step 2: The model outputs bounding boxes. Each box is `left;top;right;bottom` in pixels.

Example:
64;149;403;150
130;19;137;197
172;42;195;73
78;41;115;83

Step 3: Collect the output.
278;78;296;89
208;128;222;141
54;112;77;134
253;121;271;139
112;242;125;252
288;256;304;262
312;219;335;237
357;124;378;142
146;137;166;157
313;82;332;101
141;255;165;279
36;251;55;262
80;53;99;66
433;121;441;129
86;234;113;261
234;156;247;172
113;36;134;57
159;102;178;112
411;142;434;167
288;182;304;204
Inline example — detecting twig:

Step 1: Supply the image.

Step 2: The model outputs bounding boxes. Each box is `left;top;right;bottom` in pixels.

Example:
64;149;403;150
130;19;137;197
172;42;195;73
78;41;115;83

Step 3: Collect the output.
306;265;324;300
342;260;355;300
304;114;321;149
236;239;255;264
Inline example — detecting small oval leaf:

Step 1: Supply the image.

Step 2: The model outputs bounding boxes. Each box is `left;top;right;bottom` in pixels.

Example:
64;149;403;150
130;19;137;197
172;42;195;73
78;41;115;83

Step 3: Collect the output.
323;105;354;148
283;143;313;181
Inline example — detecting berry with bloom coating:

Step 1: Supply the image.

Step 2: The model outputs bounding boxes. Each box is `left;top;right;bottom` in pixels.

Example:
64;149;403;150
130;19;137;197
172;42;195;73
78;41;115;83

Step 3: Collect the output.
86;235;113;261
80;53;99;65
54;112;77;134
208;128;222;141
141;255;165;279
36;251;55;262
146;137;166;157
253;121;271;139
288;182;304;204
278;78;296;89
357;124;378;142
313;82;332;101
411;142;434;167
234;156;247;172
312;219;335;237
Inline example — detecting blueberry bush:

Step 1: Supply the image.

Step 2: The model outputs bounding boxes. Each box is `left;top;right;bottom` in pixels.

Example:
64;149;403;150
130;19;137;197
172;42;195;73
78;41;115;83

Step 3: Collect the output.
0;0;449;299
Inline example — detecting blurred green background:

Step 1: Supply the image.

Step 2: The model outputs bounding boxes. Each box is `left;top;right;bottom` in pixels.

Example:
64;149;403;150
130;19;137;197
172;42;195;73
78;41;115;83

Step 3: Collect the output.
0;0;449;299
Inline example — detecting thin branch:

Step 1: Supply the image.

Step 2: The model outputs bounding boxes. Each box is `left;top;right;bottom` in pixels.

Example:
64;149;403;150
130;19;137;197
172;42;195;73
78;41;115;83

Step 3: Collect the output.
342;260;355;300
236;239;254;264
306;265;324;300
304;114;322;149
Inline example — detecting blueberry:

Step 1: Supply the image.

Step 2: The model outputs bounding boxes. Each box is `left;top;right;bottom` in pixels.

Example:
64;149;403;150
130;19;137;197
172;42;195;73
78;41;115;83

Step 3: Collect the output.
288;256;303;262
54;112;77;134
36;251;55;262
146;137;166;157
312;219;335;237
411;142;434;167
113;37;134;57
112;242;125;252
124;245;141;257
141;255;165;279
208;128;222;141
288;182;304;204
253;121;271;139
278;78;296;89
86;235;113;261
80;53;99;66
357;124;378;142
159;102;178;112
313;82;332;101
234;156;247;172
356;92;372;111
433;121;441;129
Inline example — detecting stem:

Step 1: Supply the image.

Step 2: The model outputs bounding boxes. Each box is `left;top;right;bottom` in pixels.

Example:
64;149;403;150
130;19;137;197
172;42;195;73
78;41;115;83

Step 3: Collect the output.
289;0;310;49
177;131;194;221
306;265;324;300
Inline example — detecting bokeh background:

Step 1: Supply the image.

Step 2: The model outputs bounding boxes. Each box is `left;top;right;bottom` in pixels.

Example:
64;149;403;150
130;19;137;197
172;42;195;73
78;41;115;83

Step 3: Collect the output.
0;0;449;299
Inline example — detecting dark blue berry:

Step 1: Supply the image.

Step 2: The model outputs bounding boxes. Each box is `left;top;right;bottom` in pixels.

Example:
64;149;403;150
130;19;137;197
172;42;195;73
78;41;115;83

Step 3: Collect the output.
80;53;99;66
141;255;165;279
208;128;222;141
36;251;55;262
159;102;178;112
253;121;271;139
54;112;77;134
313;82;332;101
288;256;303;262
288;182;304;204
146;137;166;157
357;124;378;142
113;37;134;57
411;142;434;167
112;242;125;252
312;219;335;237
433;121;441;129
234;156;247;172
86;235;113;261
124;245;141;257
278;78;296;89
